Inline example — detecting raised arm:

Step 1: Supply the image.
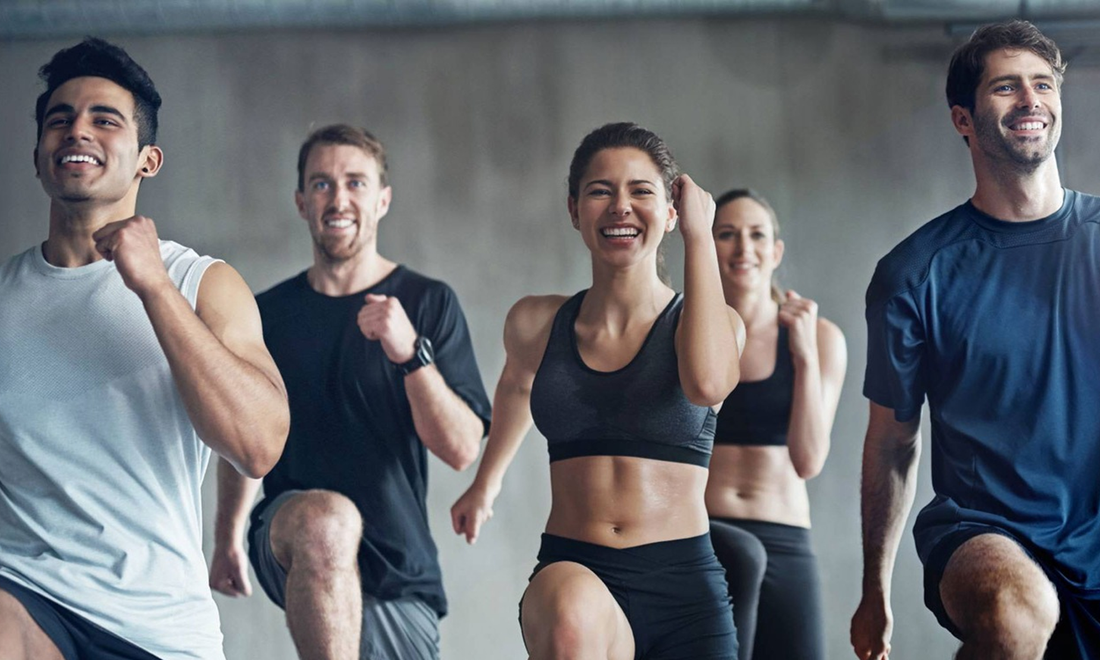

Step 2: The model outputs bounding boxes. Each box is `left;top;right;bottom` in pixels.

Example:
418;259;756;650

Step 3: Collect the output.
783;294;848;479
851;402;922;660
672;174;745;406
209;457;263;597
450;295;562;544
357;292;485;471
92;217;289;478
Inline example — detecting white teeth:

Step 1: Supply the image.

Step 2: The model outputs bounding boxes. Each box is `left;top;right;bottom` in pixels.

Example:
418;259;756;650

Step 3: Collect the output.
1014;122;1044;131
60;154;100;165
602;227;639;237
325;219;353;228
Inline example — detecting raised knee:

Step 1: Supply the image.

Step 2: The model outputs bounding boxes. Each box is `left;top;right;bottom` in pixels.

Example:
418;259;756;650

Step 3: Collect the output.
525;570;620;657
272;490;363;571
970;580;1059;650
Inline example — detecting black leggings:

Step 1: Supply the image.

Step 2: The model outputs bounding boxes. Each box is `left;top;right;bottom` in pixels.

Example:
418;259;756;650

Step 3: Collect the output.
709;518;825;660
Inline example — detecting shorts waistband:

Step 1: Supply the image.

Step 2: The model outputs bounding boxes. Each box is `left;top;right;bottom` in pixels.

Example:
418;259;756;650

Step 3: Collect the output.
539;532;715;566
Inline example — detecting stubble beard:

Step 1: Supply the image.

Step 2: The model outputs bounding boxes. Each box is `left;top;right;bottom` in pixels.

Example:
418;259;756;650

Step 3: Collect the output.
974;108;1058;173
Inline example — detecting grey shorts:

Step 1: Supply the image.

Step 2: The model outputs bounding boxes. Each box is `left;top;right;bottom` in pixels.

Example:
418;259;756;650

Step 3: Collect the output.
248;490;441;660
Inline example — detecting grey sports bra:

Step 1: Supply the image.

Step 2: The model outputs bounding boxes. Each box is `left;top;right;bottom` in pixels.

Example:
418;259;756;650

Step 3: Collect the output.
529;290;716;467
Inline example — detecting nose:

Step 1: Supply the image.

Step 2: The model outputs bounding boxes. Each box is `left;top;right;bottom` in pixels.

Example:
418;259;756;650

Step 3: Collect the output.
1018;85;1042;109
609;193;631;217
332;183;351;209
64;114;93;143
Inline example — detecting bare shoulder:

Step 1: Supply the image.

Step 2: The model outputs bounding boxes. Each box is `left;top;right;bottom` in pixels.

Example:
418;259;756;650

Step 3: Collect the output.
816;316;845;345
504;294;569;367
816;315;848;373
196;262;261;331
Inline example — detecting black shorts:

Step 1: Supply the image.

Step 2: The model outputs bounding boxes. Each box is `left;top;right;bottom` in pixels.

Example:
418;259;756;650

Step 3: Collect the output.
520;533;737;660
0;574;161;660
924;524;1100;659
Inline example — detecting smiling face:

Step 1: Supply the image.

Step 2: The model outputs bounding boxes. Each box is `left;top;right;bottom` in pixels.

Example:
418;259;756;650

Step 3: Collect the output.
956;48;1061;170
34;76;160;208
712;196;783;296
296;143;392;265
568;147;676;270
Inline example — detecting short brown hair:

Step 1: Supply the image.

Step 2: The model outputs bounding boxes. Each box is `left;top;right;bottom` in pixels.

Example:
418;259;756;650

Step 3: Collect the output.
946;20;1065;112
296;124;389;191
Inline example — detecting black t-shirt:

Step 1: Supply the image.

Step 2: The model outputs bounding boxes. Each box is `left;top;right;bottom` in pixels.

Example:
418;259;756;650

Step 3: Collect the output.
251;266;491;617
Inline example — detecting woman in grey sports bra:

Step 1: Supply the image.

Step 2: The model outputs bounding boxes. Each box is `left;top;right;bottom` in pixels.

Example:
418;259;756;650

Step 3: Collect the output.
451;122;745;660
705;189;848;660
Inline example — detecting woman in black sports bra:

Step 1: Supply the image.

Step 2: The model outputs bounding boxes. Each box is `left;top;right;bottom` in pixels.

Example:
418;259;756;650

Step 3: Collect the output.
451;122;744;660
705;189;848;660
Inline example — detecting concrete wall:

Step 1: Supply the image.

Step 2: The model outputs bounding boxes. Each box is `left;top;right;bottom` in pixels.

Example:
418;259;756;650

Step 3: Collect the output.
2;17;1097;659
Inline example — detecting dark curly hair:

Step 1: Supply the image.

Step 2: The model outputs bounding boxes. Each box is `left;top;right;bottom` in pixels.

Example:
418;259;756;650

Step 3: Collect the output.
35;37;162;148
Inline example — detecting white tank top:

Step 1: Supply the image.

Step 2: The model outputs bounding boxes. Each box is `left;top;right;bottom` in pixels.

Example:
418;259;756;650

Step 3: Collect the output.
0;241;226;660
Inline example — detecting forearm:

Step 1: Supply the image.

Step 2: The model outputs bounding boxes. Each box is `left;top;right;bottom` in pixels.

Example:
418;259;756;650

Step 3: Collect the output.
141;285;288;478
470;383;533;497
678;233;741;405
214;457;264;548
860;427;921;598
405;366;485;470
786;356;830;479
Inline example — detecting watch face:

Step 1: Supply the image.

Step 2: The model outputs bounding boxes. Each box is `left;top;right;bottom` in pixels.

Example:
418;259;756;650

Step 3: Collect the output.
417;336;435;364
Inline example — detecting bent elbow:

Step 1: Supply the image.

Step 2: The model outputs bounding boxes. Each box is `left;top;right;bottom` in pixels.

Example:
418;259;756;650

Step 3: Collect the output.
447;440;481;472
240;422;289;479
794;458;824;481
683;379;732;409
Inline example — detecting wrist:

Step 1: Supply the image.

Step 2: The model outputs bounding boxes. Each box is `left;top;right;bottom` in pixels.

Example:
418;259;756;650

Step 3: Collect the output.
393;336;434;376
135;276;178;304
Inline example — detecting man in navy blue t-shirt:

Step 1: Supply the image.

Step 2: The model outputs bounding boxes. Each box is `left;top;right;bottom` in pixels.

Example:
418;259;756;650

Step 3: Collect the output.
208;125;491;660
851;20;1100;660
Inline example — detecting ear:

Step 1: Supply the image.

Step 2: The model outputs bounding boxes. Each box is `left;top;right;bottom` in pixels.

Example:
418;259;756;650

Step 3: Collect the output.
136;145;164;179
773;238;785;268
665;202;677;234
951;105;974;141
567;196;580;230
375;186;393;223
33;148;40;178
295;189;308;220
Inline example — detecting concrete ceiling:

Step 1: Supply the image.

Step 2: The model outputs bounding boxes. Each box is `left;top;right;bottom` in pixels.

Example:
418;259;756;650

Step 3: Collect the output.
3;0;1100;40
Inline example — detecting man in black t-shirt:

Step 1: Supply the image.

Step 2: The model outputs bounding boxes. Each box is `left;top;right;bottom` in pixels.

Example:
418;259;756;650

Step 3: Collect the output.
209;125;491;660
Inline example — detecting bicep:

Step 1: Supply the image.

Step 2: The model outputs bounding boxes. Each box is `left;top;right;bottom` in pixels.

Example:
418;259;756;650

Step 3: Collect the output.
196;263;285;390
866;401;921;448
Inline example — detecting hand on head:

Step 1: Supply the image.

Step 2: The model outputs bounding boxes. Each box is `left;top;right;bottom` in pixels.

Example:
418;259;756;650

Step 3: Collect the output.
670;174;715;240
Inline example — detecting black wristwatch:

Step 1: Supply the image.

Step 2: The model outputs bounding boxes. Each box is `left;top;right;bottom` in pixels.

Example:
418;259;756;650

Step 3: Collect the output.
394;336;434;376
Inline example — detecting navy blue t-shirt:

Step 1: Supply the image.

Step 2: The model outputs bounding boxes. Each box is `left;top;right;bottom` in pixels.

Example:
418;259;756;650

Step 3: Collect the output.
252;266;491;617
864;190;1100;595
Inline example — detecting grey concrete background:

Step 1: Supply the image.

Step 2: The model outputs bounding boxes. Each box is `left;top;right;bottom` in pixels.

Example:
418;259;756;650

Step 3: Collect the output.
2;17;1097;659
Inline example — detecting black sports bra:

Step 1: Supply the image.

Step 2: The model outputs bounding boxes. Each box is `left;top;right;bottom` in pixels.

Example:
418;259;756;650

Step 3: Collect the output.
529;290;716;467
714;324;793;446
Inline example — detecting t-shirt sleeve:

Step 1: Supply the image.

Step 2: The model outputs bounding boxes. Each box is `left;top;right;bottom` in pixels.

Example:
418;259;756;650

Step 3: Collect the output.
417;283;492;435
864;286;926;423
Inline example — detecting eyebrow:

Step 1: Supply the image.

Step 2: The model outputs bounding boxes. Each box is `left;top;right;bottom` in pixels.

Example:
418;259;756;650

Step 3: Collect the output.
43;103;127;121
307;172;370;181
986;72;1055;88
584;178;658;189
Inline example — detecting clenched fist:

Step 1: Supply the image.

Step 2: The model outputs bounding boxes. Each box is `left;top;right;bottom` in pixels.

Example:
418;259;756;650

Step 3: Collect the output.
92;215;172;299
357;294;418;364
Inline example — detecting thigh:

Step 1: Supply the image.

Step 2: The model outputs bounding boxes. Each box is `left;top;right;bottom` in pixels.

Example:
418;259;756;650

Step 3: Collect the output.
360;595;440;660
0;585;68;660
939;533;1059;639
753;542;824;660
248;489;300;608
520;561;634;660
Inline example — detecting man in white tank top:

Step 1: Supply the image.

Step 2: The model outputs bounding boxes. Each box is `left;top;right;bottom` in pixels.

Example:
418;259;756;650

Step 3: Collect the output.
0;38;290;660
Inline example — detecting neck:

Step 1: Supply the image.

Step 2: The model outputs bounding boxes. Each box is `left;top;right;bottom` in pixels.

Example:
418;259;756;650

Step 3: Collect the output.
584;260;672;328
726;286;778;331
970;154;1063;221
44;197;138;267
307;247;395;296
